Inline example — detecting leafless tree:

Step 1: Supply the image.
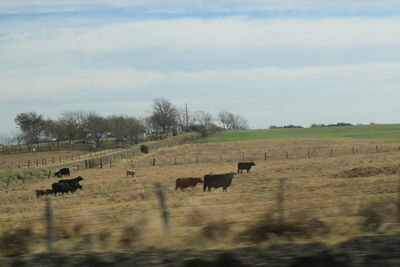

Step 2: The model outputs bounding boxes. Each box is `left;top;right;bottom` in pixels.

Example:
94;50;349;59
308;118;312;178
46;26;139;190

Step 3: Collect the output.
150;98;178;134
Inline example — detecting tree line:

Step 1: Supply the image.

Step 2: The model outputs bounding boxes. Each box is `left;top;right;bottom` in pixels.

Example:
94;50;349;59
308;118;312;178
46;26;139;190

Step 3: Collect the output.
10;98;248;149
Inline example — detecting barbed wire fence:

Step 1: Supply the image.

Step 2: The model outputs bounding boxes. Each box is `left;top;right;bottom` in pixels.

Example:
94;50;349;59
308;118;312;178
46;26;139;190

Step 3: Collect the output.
1;178;399;251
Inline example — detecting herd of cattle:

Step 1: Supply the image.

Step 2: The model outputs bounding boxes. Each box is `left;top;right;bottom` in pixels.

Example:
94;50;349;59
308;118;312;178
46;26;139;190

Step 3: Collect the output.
36;162;256;198
175;161;255;192
36;168;84;198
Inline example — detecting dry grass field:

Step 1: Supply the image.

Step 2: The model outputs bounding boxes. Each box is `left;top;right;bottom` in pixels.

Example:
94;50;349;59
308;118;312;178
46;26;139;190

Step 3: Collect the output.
0;138;399;255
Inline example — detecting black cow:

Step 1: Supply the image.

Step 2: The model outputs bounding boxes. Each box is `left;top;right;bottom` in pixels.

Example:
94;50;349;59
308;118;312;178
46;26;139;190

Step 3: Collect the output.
52;176;84;196
54;168;70;178
59;176;84;191
35;189;54;198
203;172;235;192
237;162;255;173
52;182;75;196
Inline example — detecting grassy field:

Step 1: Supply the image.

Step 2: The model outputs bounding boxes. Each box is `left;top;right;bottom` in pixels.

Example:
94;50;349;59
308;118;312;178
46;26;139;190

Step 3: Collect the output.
1;135;399;254
198;124;400;143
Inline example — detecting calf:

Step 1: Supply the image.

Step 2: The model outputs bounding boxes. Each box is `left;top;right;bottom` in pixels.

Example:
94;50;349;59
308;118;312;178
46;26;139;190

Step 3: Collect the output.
126;170;135;177
175;177;203;191
237;162;256;173
35;189;54;198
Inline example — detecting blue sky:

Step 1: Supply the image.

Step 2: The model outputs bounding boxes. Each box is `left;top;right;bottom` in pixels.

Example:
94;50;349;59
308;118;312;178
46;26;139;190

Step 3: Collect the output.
0;1;400;139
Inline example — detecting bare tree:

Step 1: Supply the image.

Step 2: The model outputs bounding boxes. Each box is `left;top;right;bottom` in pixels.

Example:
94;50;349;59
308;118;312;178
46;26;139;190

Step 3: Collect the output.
150;98;178;134
194;111;213;129
83;112;110;148
126;116;146;144
218;111;231;129
217;111;249;130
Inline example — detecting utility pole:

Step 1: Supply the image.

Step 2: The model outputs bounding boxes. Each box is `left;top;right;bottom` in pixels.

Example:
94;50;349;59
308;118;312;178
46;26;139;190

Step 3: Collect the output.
185;103;188;129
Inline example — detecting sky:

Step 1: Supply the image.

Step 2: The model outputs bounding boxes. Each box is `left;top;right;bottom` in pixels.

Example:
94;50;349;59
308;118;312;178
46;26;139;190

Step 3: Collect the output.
1;1;400;138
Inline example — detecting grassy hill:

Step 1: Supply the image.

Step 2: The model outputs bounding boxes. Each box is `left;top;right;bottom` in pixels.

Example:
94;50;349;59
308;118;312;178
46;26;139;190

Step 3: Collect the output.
198;124;400;143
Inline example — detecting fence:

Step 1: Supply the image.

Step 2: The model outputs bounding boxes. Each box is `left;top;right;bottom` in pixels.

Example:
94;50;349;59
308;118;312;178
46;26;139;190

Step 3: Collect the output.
124;142;400;168
1;177;399;251
0;134;200;171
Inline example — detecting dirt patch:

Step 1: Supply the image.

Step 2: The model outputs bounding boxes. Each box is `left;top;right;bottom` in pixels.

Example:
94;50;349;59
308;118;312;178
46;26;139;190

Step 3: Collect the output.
333;166;398;178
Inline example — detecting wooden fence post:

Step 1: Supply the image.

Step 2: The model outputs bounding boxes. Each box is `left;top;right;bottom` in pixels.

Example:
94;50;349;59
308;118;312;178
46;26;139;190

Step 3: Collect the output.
277;178;286;225
352;147;355;155
264;152;267;160
152;158;156;166
100;159;103;168
46;198;55;251
154;182;170;237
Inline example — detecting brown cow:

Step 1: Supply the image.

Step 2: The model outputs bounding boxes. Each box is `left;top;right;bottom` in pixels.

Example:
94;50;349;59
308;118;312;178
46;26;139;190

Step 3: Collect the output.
175;177;203;191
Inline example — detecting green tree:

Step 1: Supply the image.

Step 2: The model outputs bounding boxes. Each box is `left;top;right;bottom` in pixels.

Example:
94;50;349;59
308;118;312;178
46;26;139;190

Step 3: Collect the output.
14;112;45;147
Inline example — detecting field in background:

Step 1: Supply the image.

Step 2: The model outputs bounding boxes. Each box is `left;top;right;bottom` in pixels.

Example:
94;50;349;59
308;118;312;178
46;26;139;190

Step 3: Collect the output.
1;136;399;254
199;124;400;143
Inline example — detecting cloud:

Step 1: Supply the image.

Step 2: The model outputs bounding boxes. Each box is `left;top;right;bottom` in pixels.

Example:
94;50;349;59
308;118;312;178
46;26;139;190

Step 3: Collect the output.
1;17;400;73
1;1;400;15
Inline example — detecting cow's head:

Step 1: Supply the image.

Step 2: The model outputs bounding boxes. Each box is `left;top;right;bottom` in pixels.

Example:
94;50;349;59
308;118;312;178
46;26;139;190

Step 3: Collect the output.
251;162;256;166
75;176;84;181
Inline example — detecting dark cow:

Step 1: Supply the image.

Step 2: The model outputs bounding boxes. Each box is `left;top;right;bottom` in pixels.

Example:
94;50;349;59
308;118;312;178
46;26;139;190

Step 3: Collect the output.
51;182;75;196
237;162;255;173
54;168;70;178
126;169;135;177
175;177;203;191
35;189;54;198
59;176;84;191
52;176;84;196
203;172;235;192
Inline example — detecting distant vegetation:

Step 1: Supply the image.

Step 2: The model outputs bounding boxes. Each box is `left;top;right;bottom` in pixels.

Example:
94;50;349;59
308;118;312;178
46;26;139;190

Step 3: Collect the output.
198;124;400;143
4;98;248;150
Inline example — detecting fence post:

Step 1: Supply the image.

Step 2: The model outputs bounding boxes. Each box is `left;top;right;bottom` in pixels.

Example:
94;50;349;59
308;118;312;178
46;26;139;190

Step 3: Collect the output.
330;148;333;157
286;151;289;159
152;158;156;166
352;147;355;155
376;145;378;153
307;151;310;158
242;153;245;161
264;152;267;160
277;178;286;225
100;159;103;168
45;198;55;251
154;182;170;238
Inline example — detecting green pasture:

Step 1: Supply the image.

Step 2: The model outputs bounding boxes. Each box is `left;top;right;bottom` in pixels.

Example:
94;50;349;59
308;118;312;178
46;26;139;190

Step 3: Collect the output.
198;124;400;143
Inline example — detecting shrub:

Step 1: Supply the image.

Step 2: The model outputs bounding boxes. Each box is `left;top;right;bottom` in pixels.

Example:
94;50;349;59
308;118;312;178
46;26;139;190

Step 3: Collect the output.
0;227;33;256
140;144;149;154
358;201;389;232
